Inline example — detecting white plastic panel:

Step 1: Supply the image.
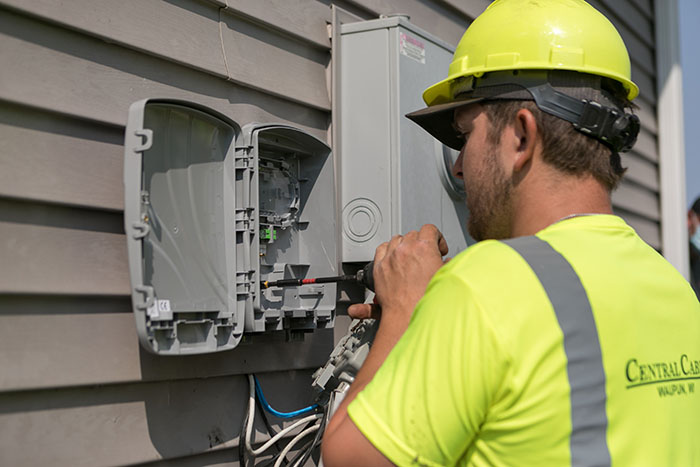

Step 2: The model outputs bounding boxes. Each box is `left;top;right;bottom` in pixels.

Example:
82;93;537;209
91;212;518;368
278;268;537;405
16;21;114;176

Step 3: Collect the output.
124;99;248;355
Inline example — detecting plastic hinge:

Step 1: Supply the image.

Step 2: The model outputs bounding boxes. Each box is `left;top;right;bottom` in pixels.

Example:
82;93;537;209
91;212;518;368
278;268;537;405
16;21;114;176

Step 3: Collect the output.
133;129;153;152
131;221;150;239
134;285;155;311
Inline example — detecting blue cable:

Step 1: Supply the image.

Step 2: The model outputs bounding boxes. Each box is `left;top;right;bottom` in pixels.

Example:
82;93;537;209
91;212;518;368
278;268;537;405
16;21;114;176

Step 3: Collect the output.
253;375;318;419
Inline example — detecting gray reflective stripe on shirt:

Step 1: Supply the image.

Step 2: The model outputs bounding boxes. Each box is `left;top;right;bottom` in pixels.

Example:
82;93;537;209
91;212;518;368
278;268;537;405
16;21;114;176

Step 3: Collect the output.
503;236;611;467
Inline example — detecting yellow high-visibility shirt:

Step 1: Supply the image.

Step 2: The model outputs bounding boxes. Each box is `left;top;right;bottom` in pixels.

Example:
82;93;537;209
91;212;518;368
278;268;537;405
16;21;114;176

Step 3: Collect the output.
348;215;700;466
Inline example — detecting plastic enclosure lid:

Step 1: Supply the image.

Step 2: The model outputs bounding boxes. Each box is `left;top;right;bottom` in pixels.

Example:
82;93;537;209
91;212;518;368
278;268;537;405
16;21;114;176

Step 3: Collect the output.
124;99;251;355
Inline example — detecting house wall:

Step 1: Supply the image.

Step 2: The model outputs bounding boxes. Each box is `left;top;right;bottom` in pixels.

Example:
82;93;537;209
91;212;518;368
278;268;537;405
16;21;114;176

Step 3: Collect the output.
0;0;660;465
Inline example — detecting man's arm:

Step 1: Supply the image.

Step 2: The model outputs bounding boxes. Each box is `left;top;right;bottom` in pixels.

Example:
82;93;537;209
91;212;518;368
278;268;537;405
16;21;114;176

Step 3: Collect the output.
321;224;448;466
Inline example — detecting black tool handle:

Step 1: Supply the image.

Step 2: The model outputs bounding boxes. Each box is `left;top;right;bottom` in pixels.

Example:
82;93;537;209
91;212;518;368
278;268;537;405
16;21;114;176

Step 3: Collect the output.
356;261;375;292
262;275;354;289
262;265;376;291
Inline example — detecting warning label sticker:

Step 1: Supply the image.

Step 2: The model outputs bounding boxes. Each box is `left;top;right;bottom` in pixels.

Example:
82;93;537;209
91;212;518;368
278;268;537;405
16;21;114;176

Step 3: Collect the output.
400;32;425;64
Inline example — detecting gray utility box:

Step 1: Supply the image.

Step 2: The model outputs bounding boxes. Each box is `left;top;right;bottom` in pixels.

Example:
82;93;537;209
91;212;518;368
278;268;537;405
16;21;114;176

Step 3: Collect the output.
340;17;471;262
124;99;337;355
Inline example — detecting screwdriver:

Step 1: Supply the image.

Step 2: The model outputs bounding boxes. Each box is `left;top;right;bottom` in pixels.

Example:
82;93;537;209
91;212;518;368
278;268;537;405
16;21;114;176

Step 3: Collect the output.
261;261;375;292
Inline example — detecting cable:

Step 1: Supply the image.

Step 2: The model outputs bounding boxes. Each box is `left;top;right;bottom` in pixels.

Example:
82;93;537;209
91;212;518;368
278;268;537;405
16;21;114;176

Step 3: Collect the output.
238;407;248;467
286;438;316;467
290;406;330;467
255;394;321;467
254;375;318;419
255;392;287;465
248;413;321;457
245;374;321;458
294;402;329;467
273;425;320;467
245;374;256;452
286;417;322;467
239;376;254;467
244;374;325;467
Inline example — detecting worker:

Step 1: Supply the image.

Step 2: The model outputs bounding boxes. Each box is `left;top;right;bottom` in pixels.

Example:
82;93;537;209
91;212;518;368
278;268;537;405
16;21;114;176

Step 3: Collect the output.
689;196;700;297
322;0;700;465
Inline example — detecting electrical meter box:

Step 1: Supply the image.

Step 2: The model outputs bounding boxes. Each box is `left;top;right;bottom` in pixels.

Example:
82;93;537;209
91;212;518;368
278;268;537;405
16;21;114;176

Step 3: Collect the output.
340;17;471;262
124;99;337;355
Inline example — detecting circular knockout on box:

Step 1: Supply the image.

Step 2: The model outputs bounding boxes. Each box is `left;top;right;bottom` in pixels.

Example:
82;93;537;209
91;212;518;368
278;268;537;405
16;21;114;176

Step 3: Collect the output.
343;198;382;243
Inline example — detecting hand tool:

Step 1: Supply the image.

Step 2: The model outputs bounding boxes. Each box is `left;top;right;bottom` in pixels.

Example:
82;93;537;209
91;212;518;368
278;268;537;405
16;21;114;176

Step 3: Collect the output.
261;261;375;292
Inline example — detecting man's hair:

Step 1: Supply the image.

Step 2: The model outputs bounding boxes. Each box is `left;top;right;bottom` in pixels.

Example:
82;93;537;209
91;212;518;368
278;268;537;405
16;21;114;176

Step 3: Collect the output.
481;82;633;191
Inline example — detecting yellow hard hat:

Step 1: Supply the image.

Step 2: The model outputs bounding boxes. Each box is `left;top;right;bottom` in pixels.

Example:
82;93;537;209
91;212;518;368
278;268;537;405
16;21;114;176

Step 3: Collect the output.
406;0;640;153
424;0;638;106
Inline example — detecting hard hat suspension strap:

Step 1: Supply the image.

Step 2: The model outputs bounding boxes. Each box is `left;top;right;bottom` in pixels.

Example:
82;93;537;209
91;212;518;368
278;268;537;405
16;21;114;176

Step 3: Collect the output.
527;82;640;154
458;71;640;153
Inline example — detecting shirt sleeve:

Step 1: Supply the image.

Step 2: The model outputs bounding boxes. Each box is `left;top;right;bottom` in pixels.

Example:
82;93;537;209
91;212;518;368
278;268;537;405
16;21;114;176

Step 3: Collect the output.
347;269;511;466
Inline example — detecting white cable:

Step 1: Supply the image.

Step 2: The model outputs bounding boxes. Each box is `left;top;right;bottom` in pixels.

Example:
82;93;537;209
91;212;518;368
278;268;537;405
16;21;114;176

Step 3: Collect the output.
274;424;321;467
250;413;321;457
245;374;257;457
243;373;321;458
244;374;322;459
290;438;316;467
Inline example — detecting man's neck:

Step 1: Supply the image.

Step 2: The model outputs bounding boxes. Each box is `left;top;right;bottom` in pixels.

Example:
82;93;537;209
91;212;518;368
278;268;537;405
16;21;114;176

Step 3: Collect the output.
510;174;613;238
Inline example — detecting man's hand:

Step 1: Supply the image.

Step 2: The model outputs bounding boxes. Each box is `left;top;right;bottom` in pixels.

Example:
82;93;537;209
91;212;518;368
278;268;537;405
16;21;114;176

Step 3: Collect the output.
348;224;448;325
322;224;449;466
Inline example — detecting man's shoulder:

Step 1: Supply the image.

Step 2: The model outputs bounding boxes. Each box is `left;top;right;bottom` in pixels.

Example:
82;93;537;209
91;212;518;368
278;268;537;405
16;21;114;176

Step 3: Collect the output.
443;239;533;278
432;239;541;302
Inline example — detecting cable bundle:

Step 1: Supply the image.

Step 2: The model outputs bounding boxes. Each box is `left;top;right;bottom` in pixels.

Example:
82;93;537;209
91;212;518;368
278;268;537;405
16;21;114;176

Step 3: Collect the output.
239;374;330;467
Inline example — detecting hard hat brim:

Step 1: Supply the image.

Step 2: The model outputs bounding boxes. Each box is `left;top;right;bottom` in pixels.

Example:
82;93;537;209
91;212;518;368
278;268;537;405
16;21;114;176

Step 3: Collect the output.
405;97;485;151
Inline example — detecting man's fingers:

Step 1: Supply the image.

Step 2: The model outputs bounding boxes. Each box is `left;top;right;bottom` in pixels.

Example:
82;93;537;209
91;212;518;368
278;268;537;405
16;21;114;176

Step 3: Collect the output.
418;224;449;256
348;303;382;320
438;235;449;256
386;234;404;255
374;241;389;264
374;234;405;267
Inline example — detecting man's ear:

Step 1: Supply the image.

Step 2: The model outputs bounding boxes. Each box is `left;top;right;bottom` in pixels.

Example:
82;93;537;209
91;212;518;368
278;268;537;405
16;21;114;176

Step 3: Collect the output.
511;108;538;172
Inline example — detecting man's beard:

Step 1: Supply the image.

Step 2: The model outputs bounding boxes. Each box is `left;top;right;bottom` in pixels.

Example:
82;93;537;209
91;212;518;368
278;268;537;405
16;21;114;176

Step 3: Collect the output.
464;149;513;242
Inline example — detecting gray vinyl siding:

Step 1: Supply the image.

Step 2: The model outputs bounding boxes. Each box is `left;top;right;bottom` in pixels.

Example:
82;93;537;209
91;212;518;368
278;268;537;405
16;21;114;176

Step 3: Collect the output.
590;0;661;250
0;0;660;465
587;0;662;248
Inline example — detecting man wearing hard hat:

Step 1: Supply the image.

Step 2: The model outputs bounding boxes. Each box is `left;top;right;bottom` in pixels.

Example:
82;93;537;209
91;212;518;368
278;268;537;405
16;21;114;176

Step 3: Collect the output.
323;0;700;465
